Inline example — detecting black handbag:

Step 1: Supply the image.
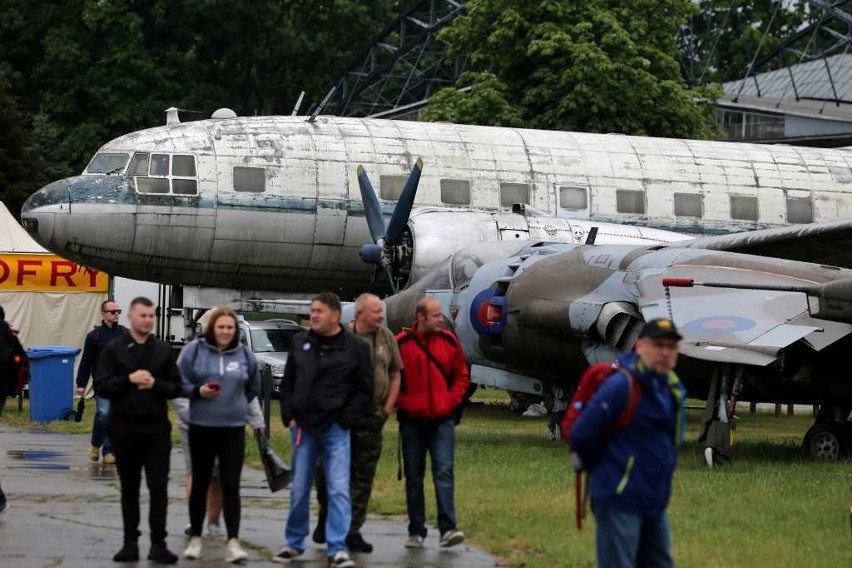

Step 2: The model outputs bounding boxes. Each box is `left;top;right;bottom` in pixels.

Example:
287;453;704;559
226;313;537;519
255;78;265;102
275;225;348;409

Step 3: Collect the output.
256;432;291;492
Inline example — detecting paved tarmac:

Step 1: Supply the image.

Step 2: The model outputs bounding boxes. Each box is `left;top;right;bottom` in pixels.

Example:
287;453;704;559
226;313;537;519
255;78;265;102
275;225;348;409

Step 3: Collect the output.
0;424;499;568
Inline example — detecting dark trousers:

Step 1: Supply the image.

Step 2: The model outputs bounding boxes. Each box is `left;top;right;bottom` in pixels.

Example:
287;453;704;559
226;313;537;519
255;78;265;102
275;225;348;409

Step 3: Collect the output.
188;425;245;539
109;415;172;544
317;425;384;536
400;418;458;537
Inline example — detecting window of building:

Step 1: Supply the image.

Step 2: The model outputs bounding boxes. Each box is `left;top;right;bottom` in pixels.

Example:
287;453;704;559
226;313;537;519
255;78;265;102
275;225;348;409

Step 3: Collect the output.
674;193;702;217
616;190;646;214
233;166;266;192
559;186;588;209
730;195;758;221
379;175;406;200
786;197;813;224
440;179;471;205
500;182;530;207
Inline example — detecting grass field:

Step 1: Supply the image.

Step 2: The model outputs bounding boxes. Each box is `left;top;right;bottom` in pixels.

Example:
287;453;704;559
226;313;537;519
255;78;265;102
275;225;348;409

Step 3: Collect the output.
3;391;850;567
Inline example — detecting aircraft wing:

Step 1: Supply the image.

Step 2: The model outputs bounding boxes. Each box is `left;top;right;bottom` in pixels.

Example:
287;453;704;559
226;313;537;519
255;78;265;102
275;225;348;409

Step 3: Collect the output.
675;219;852;269
634;264;852;366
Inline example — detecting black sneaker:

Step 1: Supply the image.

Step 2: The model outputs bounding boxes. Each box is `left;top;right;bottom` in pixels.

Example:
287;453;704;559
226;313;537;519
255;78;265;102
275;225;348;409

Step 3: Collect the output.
148;542;178;564
272;547;303;563
346;533;373;553
312;522;326;544
113;542;139;562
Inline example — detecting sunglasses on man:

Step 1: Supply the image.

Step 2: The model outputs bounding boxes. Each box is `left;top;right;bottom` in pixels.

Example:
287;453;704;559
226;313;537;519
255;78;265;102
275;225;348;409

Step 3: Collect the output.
103;309;122;315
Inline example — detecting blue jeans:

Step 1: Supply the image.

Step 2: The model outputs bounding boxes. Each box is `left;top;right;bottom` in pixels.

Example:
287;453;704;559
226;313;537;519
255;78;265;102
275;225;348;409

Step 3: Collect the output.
285;423;351;556
91;396;113;455
400;418;457;537
592;500;674;568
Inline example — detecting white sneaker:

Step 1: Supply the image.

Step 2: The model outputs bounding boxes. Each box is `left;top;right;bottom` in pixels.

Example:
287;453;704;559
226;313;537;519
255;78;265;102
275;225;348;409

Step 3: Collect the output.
225;538;248;563
328;551;355;568
439;529;464;548
183;536;202;560
404;535;424;549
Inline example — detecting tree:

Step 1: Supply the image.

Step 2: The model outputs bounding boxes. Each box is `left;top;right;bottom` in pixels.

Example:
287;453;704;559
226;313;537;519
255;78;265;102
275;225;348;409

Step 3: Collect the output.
423;0;721;140
0;71;40;219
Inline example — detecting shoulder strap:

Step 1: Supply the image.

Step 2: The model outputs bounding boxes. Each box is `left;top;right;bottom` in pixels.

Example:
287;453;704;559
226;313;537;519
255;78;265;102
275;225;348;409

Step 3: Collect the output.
610;368;643;431
404;331;453;386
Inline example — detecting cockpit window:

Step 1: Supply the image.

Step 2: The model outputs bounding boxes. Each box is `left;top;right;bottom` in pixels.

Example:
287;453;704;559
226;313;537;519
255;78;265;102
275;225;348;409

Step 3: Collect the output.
85;152;130;174
129;152;197;196
150;154;170;175
128;154;149;176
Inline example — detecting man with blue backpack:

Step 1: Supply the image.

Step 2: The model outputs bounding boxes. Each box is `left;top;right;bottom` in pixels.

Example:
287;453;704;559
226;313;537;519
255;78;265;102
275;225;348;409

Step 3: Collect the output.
568;319;687;568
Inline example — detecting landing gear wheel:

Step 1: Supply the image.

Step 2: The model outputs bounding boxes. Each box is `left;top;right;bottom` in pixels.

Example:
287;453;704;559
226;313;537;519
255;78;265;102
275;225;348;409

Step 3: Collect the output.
802;423;847;460
62;409;77;421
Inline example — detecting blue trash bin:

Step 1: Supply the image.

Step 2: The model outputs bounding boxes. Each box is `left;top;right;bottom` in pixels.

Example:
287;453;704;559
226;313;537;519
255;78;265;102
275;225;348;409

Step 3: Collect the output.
26;346;81;423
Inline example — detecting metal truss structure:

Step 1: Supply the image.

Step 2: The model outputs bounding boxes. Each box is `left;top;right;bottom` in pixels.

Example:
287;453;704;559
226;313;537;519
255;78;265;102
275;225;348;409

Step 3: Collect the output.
319;0;467;119
732;0;852;105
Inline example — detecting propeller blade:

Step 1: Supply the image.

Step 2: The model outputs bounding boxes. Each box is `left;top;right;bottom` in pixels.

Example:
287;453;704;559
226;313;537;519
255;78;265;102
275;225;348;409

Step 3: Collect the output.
385;158;423;245
357;165;386;243
384;265;397;294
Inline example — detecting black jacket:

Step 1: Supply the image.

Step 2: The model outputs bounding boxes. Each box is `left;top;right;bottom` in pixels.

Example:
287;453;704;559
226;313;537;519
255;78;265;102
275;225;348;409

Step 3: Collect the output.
76;322;129;388
280;326;373;434
94;334;181;418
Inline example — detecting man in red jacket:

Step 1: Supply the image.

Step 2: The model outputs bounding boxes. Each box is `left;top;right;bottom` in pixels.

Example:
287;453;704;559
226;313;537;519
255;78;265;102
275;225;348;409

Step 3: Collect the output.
395;297;470;549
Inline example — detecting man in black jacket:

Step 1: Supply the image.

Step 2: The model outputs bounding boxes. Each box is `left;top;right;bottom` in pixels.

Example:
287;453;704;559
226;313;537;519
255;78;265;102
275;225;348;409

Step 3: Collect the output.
75;299;128;464
274;292;373;568
95;297;181;564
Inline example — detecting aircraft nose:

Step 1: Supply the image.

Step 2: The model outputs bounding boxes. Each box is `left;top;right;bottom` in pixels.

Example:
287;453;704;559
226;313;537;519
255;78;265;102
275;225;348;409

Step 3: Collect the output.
21;174;134;241
22;178;71;215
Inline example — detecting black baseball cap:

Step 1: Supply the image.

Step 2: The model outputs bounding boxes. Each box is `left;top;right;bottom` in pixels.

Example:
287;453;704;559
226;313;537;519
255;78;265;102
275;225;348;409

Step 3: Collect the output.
639;318;682;341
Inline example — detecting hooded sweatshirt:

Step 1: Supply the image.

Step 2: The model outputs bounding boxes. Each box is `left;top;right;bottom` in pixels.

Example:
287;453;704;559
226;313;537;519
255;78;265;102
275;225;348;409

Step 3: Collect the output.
178;338;261;428
569;351;687;518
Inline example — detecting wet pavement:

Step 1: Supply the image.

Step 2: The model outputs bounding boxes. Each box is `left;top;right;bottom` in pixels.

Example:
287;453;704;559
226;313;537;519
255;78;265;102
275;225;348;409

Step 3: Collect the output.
0;424;499;568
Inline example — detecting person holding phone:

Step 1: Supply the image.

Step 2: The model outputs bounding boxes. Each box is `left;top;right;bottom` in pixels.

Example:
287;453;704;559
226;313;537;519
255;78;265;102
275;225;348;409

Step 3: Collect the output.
178;307;262;564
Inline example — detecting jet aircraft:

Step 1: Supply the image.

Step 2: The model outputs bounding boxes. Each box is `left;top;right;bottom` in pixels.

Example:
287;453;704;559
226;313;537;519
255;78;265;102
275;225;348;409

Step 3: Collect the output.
379;237;852;462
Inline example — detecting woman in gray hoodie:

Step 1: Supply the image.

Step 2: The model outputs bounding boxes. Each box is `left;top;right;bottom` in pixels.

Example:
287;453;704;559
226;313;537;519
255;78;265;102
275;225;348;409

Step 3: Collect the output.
178;307;262;563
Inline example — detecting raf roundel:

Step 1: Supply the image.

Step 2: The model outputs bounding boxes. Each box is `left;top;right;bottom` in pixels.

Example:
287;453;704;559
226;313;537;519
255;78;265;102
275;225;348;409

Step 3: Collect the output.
682;315;756;334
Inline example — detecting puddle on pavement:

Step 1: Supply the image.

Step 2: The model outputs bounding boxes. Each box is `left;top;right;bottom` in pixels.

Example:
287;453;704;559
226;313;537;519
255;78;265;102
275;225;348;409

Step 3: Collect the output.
5;449;117;479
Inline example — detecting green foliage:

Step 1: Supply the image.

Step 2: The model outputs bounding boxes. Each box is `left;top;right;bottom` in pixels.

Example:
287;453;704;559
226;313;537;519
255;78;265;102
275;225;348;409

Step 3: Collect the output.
424;0;722;139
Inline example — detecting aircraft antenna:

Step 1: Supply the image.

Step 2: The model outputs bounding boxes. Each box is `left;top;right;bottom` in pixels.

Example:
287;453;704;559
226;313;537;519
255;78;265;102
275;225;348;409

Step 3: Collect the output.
308;87;336;122
291;91;306;116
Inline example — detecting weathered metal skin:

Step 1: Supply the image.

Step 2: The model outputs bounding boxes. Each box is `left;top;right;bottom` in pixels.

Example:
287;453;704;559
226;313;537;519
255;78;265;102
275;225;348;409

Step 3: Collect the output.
20;114;852;297
384;241;852;405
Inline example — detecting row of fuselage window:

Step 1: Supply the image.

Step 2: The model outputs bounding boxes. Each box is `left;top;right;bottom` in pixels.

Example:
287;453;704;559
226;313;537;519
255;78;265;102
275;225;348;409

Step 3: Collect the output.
121;153;815;224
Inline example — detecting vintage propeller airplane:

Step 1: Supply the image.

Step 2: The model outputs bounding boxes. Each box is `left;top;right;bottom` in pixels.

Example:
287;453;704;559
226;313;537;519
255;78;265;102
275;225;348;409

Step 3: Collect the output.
19;111;852;461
